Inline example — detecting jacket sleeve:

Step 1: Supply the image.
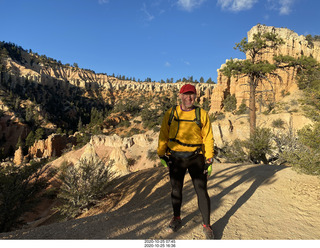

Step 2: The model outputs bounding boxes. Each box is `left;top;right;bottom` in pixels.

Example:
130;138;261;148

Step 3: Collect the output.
201;109;214;160
157;109;171;156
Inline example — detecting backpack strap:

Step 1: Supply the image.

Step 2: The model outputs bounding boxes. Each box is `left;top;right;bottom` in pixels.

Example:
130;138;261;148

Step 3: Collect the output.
168;105;177;126
168;105;202;129
194;106;202;129
167;105;203;148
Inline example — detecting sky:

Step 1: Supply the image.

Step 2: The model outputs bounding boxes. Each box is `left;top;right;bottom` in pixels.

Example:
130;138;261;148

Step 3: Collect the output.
0;0;319;83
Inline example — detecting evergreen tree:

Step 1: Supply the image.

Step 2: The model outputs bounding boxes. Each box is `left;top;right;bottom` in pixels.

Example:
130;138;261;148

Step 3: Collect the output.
35;128;44;141
16;135;24;150
55;158;114;218
206;77;214;84
220;31;292;135
25;106;34;124
0;161;51;232
77;117;83;131
223;94;237;112
25;131;35;147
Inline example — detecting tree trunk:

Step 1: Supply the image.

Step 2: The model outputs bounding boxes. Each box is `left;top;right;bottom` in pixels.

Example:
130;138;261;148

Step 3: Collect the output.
249;77;256;137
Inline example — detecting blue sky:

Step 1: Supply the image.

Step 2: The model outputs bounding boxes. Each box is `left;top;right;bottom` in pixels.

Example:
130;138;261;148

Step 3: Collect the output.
0;0;319;83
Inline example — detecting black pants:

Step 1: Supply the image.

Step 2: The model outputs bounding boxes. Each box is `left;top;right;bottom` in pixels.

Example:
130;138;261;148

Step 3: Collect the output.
168;154;210;225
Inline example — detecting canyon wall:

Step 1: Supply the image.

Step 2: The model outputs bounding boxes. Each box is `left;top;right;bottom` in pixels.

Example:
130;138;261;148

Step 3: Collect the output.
210;24;320;113
0;58;215;100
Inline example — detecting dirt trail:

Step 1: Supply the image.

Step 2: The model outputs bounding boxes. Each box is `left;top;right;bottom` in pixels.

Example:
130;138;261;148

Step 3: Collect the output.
1;163;320;240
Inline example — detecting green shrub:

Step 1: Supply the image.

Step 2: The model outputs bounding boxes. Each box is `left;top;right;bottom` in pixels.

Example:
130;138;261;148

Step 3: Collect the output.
211;112;225;122
141;107;161;129
272;118;286;129
279;123;320;175
281;147;320;175
244;128;274;164
129;127;141;135
113;100;141;116
298;123;320;150
236;100;248;115
222;139;248;163
147;150;158;161
117;120;130;128
222;128;274;164
202;98;210;112
209;114;215;122
55;157;115;218
223;94;237;112
127;158;136;167
153;126;160;132
75;133;91;149
0;161;52;232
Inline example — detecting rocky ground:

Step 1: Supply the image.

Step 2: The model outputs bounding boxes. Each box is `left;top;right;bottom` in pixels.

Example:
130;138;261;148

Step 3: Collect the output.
1;163;320;240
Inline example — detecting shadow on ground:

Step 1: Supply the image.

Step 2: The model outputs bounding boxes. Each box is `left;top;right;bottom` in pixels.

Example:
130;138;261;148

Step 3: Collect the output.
210;163;286;239
0;163;286;240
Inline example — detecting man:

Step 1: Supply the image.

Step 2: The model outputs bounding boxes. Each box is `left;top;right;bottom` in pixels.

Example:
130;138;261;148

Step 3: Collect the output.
157;84;214;239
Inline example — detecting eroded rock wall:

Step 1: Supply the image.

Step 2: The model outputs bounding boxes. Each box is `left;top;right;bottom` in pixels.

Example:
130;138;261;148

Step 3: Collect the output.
210;24;320;113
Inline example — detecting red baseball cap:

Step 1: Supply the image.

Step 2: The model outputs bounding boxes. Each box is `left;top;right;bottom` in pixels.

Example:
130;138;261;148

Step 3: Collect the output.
180;84;196;94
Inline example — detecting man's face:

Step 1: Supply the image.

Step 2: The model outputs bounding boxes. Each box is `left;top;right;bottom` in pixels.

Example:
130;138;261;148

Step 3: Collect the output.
179;92;196;110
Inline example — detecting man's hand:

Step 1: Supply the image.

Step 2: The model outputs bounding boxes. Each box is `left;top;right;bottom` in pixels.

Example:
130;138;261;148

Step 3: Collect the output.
160;156;170;168
204;158;213;177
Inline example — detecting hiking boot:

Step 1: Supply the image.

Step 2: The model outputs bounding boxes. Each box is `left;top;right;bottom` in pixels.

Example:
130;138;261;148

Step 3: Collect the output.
166;217;182;232
202;224;214;239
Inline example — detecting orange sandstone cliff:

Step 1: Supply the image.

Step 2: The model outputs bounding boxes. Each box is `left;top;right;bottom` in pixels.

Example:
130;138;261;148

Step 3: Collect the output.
210;24;320;114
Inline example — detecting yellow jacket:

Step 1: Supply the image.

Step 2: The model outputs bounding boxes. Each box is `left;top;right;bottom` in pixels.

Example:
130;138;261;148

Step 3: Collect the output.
157;105;214;160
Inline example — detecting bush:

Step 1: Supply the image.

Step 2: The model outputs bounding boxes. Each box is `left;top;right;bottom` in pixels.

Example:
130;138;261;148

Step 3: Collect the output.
141;107;161;129
127;158;136;167
298;123;320;150
129;127;141;135
202;98;210;112
244;128;274;164
222;139;248;163
113;100;141;116
211;112;225;122
281;146;320;175
223;94;237;112
75;133;91;149
272;118;286;129
222;128;274;164
279;123;320;175
55;157;115;218
0;161;52;232
147;150;158;161
236;100;248;115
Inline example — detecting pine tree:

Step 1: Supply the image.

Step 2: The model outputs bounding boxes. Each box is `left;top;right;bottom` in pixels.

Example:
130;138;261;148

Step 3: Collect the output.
16;135;24;150
55;158;115;218
220;31;294;136
0;161;51;232
35;128;44;141
77;117;83;131
25;131;35;147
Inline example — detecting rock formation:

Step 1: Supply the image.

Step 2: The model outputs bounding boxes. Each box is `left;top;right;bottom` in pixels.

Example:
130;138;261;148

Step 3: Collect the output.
0;58;215;101
29;134;76;159
109;147;129;176
86;131;159;172
13;146;24;165
210;24;320;113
